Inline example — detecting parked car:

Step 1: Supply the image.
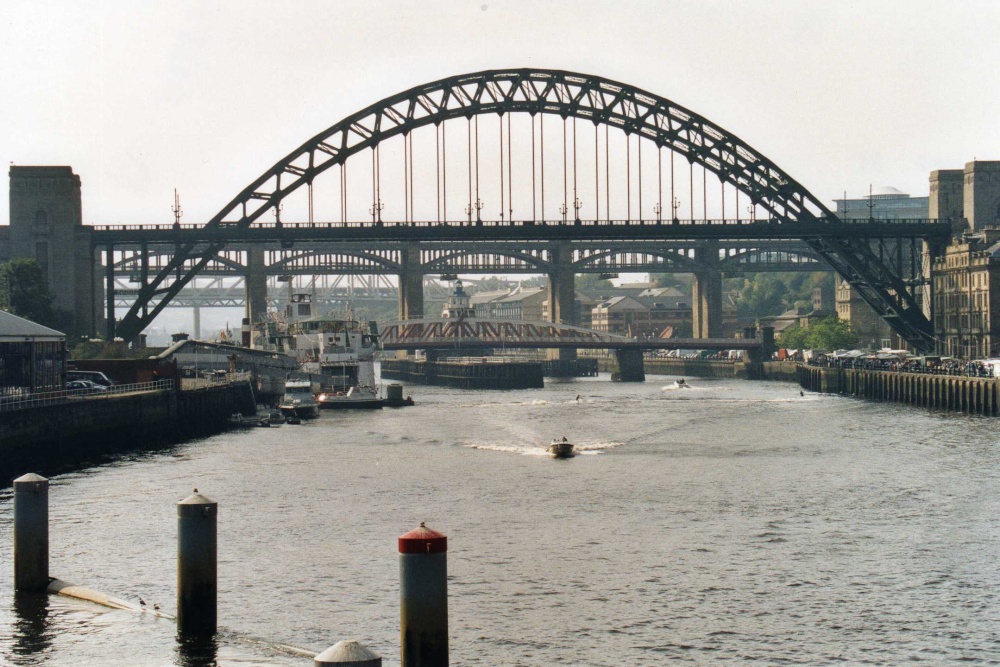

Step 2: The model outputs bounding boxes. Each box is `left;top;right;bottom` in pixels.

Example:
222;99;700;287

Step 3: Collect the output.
66;370;116;387
65;380;108;394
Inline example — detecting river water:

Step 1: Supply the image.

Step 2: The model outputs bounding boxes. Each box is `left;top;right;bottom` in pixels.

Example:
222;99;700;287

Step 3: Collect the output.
1;374;999;666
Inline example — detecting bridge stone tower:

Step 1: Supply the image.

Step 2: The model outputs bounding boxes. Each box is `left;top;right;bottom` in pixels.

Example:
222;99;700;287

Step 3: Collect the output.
7;166;102;337
963;161;1000;231
929;169;966;232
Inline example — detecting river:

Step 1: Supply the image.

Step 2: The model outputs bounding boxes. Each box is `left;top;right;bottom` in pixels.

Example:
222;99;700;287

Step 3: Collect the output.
1;374;998;666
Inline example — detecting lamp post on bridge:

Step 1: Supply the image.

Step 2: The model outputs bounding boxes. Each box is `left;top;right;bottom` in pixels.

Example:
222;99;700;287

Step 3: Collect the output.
559;202;568;223
465;199;483;224
654;202;662;223
370;200;384;224
573;198;583;223
671;197;681;223
172;189;183;229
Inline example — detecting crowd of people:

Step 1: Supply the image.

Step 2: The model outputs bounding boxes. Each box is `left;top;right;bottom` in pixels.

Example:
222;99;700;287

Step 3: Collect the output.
812;355;996;378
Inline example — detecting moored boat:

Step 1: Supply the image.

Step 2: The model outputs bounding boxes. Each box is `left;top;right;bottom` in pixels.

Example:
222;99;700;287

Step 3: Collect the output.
317;385;383;410
278;380;320;419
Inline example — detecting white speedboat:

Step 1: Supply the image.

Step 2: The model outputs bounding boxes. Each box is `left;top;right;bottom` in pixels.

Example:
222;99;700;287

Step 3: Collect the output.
278;380;320;419
673;378;691;389
547;438;575;459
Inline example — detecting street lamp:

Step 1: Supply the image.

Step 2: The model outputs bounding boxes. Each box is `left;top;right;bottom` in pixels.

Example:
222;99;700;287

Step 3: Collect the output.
573;198;583;223
559;202;568;223
671;197;681;223
370;200;384;224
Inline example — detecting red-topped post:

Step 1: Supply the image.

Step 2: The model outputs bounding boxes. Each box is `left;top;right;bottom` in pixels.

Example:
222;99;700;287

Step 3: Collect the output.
398;522;448;667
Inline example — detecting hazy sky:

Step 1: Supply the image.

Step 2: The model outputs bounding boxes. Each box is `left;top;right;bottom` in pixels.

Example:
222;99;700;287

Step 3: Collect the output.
1;0;997;228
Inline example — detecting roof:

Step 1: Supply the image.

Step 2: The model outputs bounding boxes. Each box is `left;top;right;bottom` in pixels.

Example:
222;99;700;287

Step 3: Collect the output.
469;289;512;305
0;310;65;340
496;287;545;304
594;295;649;311
637;286;686;298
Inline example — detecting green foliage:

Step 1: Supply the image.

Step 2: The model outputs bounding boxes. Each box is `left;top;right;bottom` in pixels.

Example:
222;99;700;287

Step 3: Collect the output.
726;271;834;319
576;273;614;293
777;324;810;349
0;259;56;326
651;273;692;291
778;316;857;351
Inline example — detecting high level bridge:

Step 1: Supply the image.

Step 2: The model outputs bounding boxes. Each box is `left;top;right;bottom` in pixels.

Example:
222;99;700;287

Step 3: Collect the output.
74;69;949;352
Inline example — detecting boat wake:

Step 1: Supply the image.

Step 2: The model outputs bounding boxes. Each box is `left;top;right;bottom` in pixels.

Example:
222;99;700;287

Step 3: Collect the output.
466;440;625;456
466;443;549;456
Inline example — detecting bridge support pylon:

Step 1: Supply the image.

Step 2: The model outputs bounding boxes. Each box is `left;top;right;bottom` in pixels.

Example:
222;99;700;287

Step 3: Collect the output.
244;247;267;346
692;240;723;339
398;243;424;320
397;243;424;358
547;242;577;369
612;349;645;382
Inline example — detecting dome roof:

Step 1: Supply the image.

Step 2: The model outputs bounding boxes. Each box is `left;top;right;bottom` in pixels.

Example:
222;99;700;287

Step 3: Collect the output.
865;185;908;199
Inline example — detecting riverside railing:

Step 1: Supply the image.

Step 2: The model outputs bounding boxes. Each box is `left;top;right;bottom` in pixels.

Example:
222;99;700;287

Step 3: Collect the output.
0;379;176;413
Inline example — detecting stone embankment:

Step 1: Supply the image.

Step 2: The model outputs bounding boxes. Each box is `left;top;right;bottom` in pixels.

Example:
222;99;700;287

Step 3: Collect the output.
0;381;256;482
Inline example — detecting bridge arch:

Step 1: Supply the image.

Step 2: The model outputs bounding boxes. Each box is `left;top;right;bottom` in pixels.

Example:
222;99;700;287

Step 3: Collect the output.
573;247;700;273
114;68;940;351
209;68;832;231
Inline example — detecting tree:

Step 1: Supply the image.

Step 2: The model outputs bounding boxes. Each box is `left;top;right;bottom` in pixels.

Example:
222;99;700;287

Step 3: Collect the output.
804;315;857;351
0;259;55;326
777;323;810;349
777;316;857;351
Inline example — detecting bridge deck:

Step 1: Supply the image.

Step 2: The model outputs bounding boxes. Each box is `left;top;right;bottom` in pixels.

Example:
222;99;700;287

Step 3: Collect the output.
91;218;948;244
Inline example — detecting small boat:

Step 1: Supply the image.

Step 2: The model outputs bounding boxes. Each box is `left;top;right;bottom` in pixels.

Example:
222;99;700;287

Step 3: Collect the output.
284;414;302;425
673;378;691;389
547;438;575;459
279;380;320;419
317;385;383;410
227;413;271;428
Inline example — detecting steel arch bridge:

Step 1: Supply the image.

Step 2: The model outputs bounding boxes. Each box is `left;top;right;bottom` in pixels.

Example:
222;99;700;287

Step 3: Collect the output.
105;68;947;350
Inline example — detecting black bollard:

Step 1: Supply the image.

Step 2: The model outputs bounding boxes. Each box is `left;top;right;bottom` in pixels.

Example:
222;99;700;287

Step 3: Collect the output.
177;490;217;636
399;522;448;667
13;473;49;592
314;639;382;666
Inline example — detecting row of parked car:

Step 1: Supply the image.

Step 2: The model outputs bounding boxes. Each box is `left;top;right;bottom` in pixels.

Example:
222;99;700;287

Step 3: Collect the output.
65;371;116;394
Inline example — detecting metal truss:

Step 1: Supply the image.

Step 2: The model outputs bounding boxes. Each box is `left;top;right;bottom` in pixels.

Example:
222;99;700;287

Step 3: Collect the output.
109;68;946;350
381;318;764;351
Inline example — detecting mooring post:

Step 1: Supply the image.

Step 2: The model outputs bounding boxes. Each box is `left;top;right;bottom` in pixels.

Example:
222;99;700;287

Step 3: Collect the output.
177;489;217;636
13;473;49;592
314;639;382;666
399;522;448;667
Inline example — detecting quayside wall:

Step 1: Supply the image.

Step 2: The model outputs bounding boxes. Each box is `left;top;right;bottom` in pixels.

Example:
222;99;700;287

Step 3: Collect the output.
0;383;256;482
595;357;799;381
797;365;1000;416
381;359;544;389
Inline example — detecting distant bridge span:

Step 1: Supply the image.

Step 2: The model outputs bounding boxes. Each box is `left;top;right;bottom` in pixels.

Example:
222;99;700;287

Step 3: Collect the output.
379;318;762;351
